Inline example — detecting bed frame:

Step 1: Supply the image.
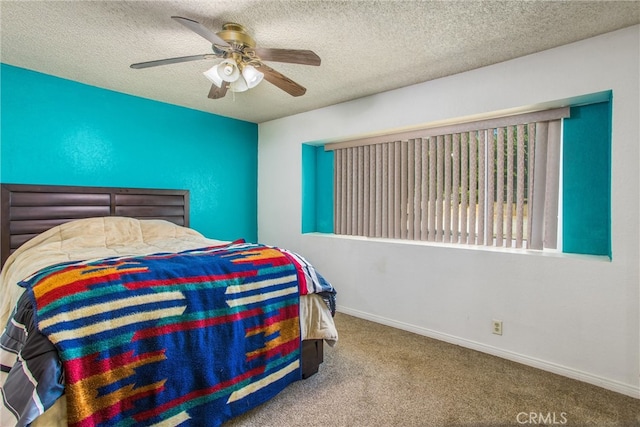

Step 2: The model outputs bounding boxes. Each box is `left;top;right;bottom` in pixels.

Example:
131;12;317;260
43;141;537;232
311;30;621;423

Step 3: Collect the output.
0;183;323;378
1;183;190;267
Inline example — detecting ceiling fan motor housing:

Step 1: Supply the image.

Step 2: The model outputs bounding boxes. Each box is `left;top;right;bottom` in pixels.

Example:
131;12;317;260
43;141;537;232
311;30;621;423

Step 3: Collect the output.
216;23;255;48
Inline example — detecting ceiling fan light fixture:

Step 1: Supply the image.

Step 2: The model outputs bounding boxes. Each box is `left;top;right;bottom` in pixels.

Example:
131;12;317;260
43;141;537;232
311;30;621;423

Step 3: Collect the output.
229;77;249;93
203;65;224;87
242;65;264;89
217;59;240;82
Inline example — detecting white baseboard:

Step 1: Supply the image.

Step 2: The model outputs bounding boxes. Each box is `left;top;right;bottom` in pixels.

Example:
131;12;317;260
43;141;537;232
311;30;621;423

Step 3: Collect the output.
337;305;640;399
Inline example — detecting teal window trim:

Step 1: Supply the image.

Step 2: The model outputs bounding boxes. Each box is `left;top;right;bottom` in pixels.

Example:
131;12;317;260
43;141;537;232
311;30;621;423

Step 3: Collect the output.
562;95;612;257
301;144;318;233
302;144;333;233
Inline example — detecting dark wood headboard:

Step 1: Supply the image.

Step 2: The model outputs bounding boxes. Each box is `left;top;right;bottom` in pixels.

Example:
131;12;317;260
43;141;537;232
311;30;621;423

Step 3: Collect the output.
1;184;190;267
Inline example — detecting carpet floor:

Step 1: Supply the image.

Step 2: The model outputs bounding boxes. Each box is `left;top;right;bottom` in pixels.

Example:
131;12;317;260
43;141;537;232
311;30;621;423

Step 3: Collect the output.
226;312;639;426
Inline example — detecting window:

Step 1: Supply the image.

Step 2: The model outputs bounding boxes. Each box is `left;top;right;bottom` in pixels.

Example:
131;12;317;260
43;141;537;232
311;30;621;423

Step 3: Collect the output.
325;108;569;250
302;93;612;257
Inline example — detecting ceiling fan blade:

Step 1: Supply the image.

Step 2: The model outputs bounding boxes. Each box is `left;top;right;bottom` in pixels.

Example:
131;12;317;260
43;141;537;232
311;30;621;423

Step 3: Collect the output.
260;65;306;97
253;48;321;66
172;16;231;48
130;54;216;69
208;84;228;99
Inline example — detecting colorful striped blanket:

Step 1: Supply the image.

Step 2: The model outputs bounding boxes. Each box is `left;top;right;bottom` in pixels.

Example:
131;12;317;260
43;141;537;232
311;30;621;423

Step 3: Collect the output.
14;241;332;427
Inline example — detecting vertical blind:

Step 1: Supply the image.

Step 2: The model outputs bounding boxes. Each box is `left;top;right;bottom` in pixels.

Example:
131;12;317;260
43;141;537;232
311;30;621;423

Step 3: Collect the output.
328;108;569;249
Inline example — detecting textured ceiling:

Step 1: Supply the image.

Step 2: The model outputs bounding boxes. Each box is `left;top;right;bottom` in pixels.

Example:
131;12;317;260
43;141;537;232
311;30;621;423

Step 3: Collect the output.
1;1;639;123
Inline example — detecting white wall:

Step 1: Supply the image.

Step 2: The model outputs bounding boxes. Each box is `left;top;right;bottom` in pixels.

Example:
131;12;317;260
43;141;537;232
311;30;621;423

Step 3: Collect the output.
258;26;640;397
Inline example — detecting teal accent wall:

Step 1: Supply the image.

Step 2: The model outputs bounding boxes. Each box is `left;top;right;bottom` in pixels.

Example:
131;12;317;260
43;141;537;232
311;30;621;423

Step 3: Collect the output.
0;64;258;242
562;99;612;257
301;144;333;233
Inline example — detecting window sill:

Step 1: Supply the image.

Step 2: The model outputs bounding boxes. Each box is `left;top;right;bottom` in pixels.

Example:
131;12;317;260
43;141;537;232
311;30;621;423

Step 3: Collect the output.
301;232;612;262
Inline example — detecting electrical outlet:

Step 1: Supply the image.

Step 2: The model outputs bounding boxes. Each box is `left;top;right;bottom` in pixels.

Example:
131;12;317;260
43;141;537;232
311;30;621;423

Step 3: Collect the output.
492;319;503;335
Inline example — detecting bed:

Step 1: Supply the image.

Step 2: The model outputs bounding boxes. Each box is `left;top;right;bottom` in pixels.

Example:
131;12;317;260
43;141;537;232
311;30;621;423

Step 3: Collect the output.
0;183;338;427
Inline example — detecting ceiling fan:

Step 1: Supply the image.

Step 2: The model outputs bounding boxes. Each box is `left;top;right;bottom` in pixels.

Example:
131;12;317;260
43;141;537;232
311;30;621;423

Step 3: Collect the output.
130;16;321;99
